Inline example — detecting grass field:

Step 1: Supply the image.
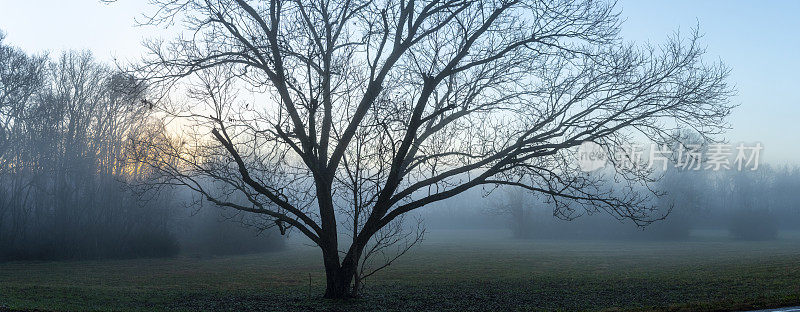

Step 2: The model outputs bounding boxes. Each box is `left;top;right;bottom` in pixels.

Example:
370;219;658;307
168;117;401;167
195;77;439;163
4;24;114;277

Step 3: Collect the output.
1;229;800;311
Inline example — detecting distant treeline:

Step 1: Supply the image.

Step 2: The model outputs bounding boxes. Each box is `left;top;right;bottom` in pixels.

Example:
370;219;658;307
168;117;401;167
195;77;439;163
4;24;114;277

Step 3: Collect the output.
488;165;800;241
0;31;282;261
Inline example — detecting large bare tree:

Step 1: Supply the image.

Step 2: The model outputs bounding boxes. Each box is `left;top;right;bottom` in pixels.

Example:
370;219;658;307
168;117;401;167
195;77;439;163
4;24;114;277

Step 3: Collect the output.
134;0;733;298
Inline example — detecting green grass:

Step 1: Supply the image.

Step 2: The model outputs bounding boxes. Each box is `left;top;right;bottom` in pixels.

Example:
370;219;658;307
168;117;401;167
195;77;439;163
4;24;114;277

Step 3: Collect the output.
2;229;800;311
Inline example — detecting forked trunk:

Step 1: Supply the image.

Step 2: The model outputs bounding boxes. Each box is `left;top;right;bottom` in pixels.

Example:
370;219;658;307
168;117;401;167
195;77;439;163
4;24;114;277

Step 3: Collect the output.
321;241;364;299
322;254;359;299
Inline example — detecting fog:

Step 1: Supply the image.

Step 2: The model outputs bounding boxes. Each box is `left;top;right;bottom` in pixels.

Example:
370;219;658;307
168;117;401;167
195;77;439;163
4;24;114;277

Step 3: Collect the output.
1;32;797;263
0;39;283;261
420;164;800;241
0;12;796;270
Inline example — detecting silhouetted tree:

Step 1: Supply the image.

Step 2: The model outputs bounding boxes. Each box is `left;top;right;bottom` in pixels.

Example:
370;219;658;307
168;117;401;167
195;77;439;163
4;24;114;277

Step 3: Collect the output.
135;0;733;298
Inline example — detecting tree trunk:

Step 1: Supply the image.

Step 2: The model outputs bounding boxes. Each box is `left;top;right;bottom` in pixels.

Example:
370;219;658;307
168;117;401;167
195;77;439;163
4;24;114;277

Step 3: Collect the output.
322;255;358;299
322;243;362;299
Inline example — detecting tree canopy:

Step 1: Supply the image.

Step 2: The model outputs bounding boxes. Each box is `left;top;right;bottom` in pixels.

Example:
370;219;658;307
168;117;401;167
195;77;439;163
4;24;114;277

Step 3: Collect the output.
134;0;733;298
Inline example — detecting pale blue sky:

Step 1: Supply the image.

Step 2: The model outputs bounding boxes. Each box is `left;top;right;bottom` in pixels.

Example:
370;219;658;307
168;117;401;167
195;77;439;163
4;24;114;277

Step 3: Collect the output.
618;1;800;165
0;1;798;164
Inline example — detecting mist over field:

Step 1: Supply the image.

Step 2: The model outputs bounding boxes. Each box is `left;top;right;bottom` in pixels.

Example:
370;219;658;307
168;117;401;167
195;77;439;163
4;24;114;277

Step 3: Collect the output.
1;0;800;311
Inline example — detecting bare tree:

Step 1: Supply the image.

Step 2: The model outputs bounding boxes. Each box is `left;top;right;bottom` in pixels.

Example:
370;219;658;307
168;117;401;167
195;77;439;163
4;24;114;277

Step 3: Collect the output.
0;46;181;260
134;0;733;298
0;30;46;163
490;188;536;238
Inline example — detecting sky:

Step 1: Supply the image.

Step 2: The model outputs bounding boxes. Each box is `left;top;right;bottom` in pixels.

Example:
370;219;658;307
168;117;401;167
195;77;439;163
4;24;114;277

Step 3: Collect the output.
0;0;798;164
617;1;800;166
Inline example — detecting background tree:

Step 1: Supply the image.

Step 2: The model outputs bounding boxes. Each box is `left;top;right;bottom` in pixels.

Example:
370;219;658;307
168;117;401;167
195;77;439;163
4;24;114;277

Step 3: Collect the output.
0;30;46;163
644;132;710;240
490;188;537;238
0;44;179;260
0;30;286;261
717;166;779;240
135;0;733;298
